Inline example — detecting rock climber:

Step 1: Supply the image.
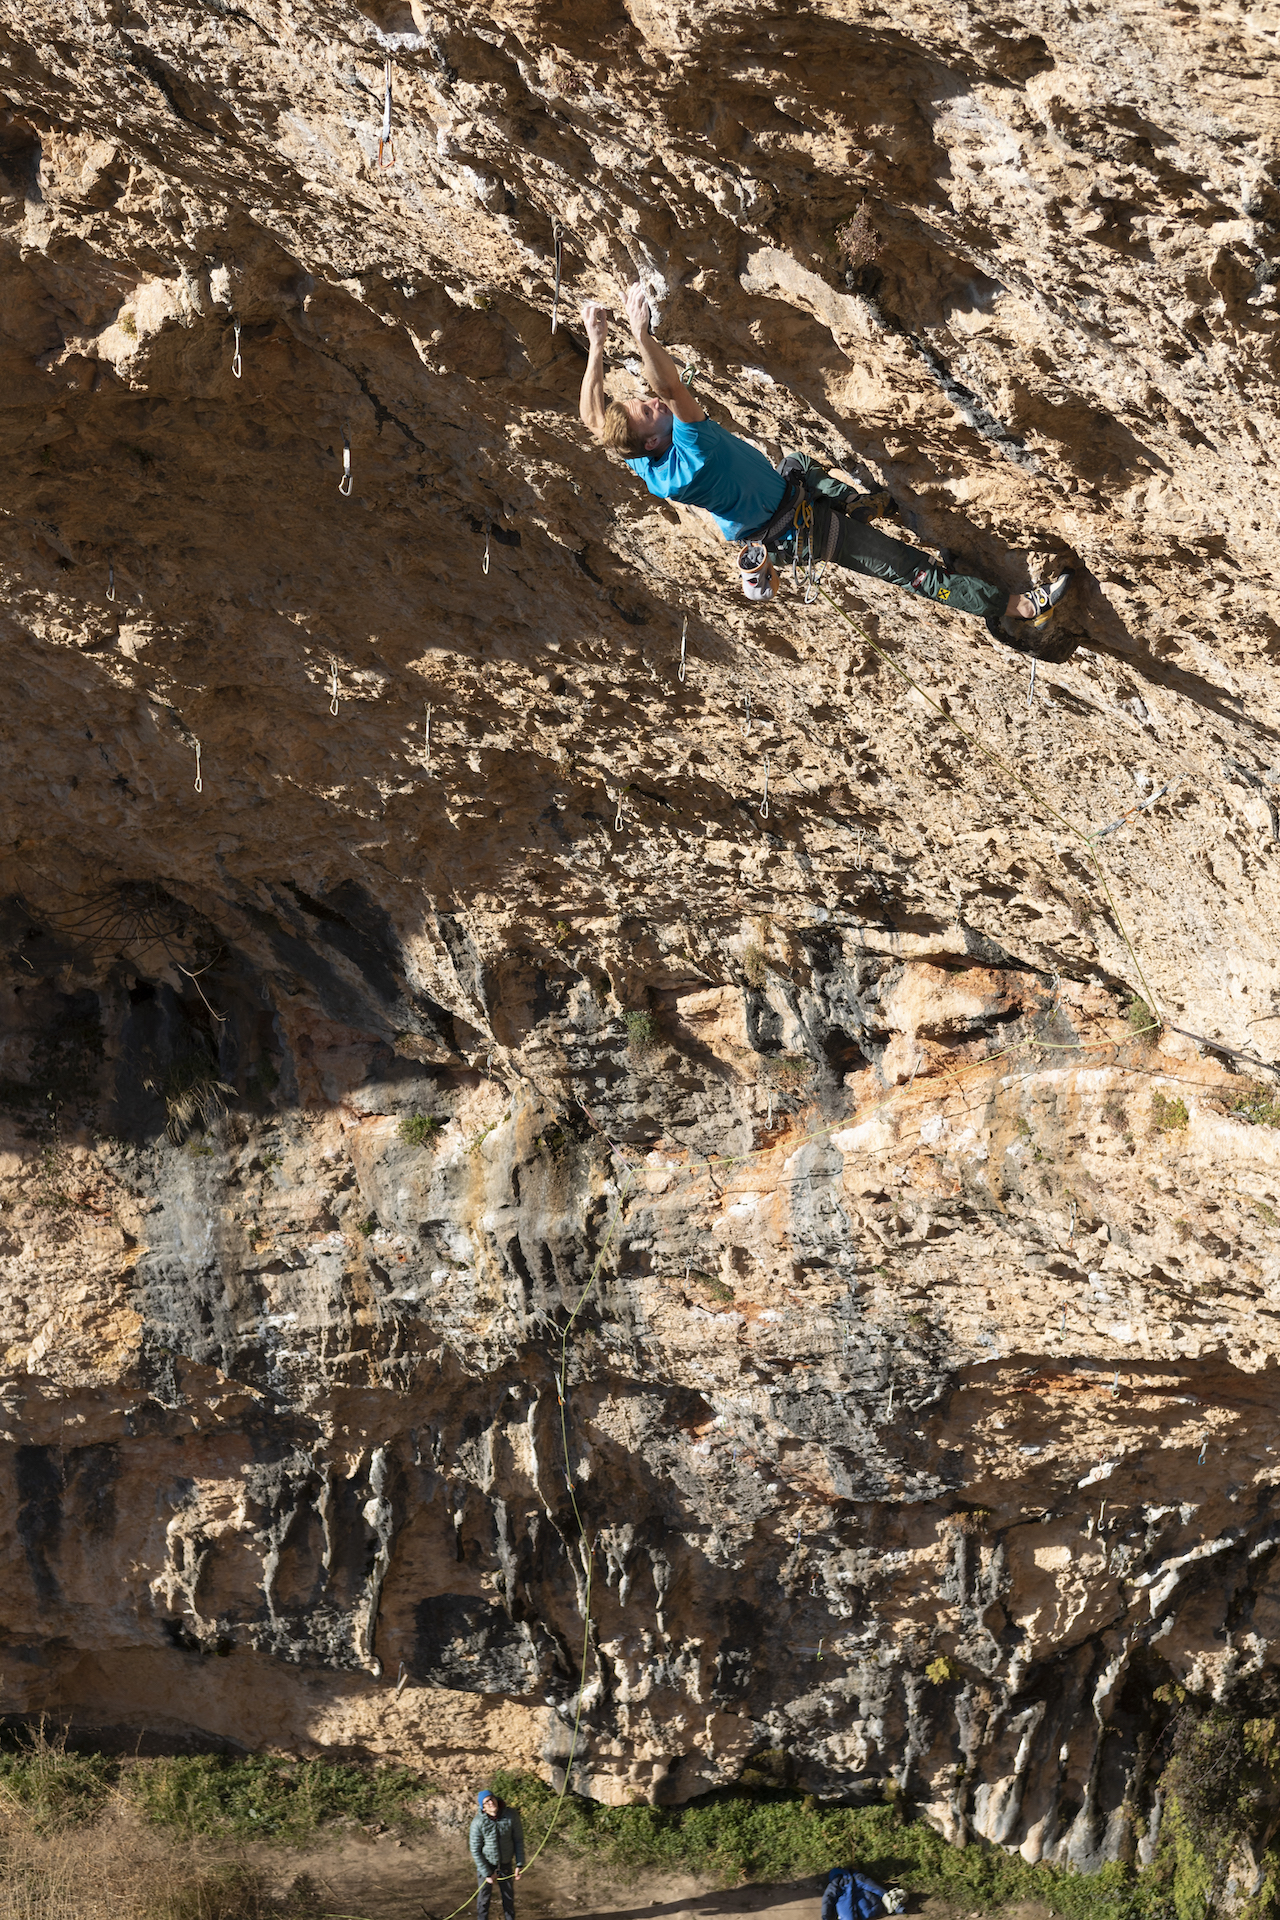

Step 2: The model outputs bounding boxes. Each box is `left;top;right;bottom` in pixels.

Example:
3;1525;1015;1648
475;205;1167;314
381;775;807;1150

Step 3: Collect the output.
469;1787;525;1920
821;1864;909;1920
578;284;1072;646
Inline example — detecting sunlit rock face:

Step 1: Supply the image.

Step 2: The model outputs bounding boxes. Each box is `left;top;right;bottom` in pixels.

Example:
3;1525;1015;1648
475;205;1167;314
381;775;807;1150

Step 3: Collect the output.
1;0;1279;1861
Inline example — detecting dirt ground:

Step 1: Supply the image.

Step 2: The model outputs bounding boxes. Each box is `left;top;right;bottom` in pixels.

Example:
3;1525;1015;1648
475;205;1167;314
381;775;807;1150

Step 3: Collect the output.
252;1827;1056;1920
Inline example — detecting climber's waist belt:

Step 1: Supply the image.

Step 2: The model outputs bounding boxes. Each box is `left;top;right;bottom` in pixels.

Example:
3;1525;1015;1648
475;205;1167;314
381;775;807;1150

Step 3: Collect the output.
741;472;803;548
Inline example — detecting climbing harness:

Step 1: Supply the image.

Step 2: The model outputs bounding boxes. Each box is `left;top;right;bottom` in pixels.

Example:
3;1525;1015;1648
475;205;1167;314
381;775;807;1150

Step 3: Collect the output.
483;519;491;574
328;658;340;716
424;702;432;774
339;437;353;496
759;755;770;819
550;219;563;334
377;59;395;167
193;740;203;793
232;320;242;380
106;561;115;603
678;614;687;683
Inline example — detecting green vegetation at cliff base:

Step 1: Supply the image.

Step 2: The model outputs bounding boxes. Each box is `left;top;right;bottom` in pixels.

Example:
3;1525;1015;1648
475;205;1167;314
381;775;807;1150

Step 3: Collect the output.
486;1770;1236;1920
0;1738;434;1841
0;1729;1268;1920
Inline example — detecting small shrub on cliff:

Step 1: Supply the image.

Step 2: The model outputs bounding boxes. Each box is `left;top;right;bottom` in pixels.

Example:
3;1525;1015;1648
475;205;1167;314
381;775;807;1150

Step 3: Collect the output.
398;1112;443;1147
1125;996;1160;1045
1230;1082;1280;1127
742;942;769;989
835;206;882;274
689;1271;734;1306
1151;1091;1189;1132
623;1009;656;1056
145;1052;235;1143
760;1053;815;1091
924;1655;959;1684
941;1508;991;1537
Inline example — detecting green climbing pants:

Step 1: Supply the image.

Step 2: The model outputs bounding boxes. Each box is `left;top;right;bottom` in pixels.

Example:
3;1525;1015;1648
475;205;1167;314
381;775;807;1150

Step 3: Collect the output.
825;512;1006;619
771;454;1007;623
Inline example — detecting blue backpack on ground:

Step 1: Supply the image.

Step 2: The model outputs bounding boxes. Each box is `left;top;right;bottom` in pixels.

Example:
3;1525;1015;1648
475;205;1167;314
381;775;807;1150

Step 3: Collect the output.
821;1868;906;1920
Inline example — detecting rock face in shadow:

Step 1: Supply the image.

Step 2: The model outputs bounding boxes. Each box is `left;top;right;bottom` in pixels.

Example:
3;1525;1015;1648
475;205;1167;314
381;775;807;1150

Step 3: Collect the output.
0;0;1279;1868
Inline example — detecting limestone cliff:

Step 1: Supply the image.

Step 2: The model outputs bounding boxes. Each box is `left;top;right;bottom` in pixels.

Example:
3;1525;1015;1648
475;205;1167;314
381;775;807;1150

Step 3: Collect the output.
1;0;1280;1873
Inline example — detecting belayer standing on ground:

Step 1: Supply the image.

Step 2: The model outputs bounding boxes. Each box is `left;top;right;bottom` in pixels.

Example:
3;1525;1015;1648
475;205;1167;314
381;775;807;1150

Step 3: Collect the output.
469;1788;525;1920
578;283;1072;647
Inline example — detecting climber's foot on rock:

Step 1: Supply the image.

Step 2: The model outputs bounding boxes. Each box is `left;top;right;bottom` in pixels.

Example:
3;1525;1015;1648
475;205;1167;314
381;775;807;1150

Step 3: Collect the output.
1007;569;1074;628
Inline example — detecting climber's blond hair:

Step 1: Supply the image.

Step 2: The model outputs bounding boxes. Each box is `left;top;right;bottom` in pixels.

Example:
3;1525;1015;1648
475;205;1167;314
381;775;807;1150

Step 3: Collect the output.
602;399;648;457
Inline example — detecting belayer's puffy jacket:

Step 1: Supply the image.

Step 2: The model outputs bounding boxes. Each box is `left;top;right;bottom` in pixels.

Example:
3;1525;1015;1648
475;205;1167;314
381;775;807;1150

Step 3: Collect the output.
821;1867;888;1920
469;1799;526;1875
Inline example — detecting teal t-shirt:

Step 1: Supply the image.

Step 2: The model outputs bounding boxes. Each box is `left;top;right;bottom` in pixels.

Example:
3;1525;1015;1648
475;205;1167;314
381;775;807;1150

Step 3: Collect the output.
626;415;785;542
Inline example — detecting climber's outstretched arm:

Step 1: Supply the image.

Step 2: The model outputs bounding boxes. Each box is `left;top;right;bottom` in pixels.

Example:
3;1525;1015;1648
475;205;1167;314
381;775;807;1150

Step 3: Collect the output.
579;302;611;438
624;283;705;424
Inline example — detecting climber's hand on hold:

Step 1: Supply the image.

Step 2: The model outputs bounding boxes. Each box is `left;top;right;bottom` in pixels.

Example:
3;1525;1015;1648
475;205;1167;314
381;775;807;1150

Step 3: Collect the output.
582;301;611;347
624;281;652;341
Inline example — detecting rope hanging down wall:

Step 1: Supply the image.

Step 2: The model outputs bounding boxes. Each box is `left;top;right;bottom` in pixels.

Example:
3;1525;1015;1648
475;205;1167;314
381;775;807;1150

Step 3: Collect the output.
426;1159;634;1920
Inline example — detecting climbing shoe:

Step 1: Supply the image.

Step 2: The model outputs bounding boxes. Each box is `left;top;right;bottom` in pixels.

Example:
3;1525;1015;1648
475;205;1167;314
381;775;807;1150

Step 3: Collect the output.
849;487;895;524
1023;568;1074;630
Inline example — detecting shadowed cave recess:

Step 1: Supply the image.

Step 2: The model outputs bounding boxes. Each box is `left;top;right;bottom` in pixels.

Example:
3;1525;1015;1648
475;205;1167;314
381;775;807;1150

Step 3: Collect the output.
2;0;1280;1879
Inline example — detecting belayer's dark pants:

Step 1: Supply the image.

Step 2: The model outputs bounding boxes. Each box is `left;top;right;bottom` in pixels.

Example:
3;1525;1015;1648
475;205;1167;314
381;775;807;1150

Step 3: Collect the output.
772;454;1008;622
477;1873;516;1920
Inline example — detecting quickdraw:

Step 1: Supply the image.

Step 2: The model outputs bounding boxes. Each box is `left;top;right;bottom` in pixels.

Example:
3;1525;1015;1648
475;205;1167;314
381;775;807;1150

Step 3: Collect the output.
378;59;395;168
551;219;563;333
791;495;824;604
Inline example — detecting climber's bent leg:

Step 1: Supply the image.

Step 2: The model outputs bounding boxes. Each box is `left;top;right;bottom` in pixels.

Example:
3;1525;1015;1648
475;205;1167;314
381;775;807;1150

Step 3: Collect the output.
828;512;1006;621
